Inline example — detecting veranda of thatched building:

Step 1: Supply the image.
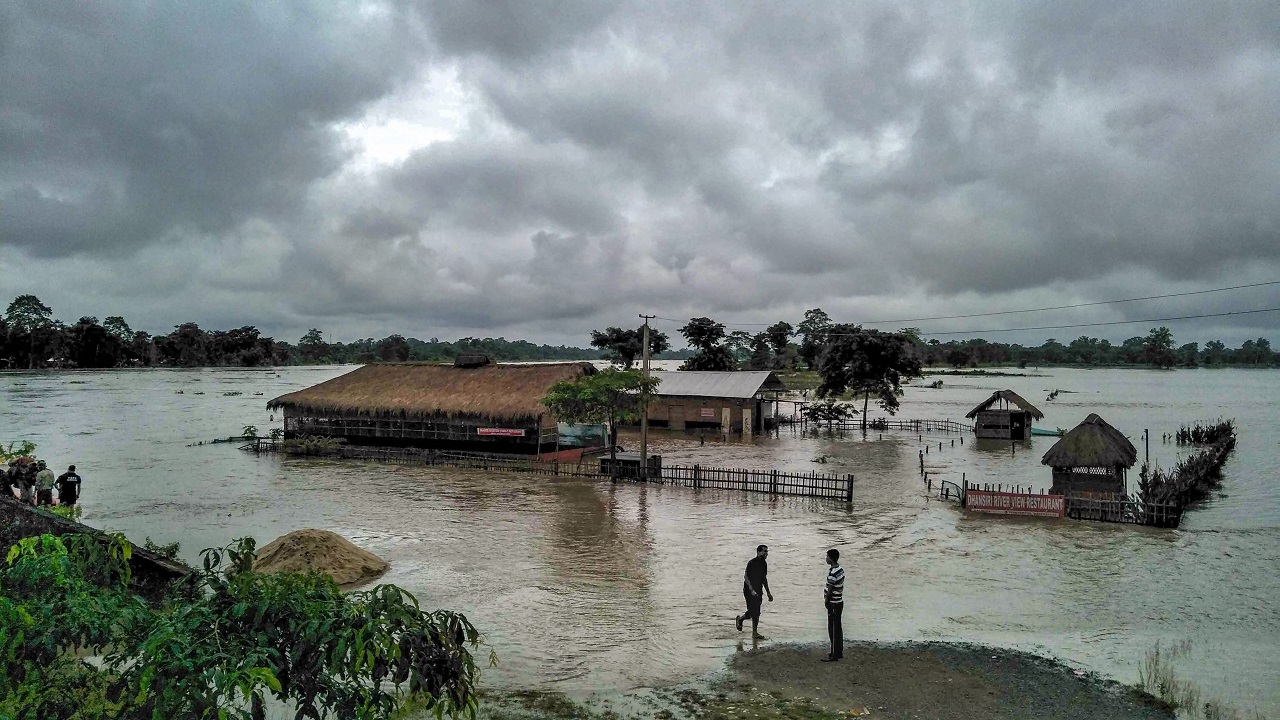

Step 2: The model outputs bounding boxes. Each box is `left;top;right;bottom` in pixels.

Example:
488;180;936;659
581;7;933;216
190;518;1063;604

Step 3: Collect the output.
1040;413;1137;495
267;359;596;455
965;389;1044;440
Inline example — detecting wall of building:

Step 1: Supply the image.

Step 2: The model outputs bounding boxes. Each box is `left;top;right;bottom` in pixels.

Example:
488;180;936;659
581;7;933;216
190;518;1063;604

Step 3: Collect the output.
281;407;551;454
645;395;762;432
974;410;1032;440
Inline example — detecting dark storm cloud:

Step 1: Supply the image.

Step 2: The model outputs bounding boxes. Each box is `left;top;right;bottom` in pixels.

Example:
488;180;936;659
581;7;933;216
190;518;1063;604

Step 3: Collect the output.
0;0;425;257
2;0;1277;347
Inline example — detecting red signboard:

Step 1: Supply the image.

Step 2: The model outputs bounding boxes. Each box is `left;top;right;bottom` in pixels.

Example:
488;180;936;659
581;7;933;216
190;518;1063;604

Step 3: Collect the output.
700;408;716;418
966;490;1065;517
477;428;525;437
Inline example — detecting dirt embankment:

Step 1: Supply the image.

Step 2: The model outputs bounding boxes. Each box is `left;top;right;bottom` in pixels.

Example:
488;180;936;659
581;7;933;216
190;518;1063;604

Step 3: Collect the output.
252;529;389;588
722;642;1172;720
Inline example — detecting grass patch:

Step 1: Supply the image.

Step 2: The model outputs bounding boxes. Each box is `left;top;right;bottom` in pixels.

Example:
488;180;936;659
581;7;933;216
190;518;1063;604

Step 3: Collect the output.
1133;640;1272;720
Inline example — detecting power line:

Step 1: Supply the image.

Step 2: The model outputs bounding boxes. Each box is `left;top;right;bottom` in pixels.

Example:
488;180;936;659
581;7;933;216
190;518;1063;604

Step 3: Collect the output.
655;307;1280;338
916;303;1280;335
655;280;1279;328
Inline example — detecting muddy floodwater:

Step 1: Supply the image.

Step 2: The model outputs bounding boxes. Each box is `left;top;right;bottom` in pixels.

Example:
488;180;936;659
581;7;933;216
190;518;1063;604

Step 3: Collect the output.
2;365;1278;713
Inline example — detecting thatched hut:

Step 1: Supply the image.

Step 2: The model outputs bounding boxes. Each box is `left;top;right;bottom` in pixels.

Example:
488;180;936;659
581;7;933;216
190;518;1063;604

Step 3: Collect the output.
1040;413;1137;495
965;389;1044;440
267;359;596;455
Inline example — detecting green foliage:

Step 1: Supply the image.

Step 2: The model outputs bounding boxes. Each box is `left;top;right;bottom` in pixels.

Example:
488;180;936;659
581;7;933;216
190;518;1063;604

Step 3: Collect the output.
0;440;37;463
280;434;343;456
677;318;736;370
143;537;181;560
816;325;923;433
1;534;485;720
801;399;856;429
589;326;670;369
241;425;259;439
542;369;659;428
46;504;83;522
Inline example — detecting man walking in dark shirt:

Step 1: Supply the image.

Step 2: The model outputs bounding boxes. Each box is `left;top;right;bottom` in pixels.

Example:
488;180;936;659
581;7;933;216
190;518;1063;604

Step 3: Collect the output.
821;548;845;662
735;544;772;639
57;465;82;506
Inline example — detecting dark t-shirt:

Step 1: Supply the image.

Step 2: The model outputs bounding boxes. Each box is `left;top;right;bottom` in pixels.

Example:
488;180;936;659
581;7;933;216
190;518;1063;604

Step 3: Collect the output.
57;472;82;493
744;556;767;593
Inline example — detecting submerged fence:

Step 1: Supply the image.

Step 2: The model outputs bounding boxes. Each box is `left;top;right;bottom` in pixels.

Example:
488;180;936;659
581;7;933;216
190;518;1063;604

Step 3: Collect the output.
792;416;974;434
243;439;853;502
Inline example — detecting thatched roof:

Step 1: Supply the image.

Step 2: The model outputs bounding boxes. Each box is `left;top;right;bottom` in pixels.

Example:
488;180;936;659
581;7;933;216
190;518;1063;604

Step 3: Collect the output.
268;362;595;421
1040;413;1137;469
965;389;1044;420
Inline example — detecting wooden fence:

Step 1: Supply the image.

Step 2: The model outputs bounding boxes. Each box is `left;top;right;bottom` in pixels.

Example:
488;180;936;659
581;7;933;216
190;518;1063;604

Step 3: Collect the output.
243;439;853;501
794;416;974;434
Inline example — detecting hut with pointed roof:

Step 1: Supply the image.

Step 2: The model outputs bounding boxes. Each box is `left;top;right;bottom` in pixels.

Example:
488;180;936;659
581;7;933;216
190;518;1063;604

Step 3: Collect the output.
965;389;1044;440
1040;413;1138;495
267;358;595;455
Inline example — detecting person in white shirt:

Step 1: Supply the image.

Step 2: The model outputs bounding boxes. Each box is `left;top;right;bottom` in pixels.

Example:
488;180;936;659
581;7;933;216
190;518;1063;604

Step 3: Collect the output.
821;548;845;662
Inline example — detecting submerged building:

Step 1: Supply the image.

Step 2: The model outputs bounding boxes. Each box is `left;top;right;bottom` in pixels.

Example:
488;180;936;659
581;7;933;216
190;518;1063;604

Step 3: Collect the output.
1041;413;1138;495
267;358;595;455
645;370;787;433
965;389;1045;440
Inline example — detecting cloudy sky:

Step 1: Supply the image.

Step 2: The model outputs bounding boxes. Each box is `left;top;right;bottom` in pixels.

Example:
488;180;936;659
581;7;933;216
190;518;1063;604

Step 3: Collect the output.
2;1;1278;348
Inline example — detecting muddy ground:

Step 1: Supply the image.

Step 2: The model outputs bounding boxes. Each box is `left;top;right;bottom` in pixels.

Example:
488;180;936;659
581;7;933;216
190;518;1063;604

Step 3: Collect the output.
470;641;1174;720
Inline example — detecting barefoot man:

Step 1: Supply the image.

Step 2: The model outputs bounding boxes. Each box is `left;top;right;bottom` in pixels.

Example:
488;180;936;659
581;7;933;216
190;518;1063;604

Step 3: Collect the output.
735;544;772;638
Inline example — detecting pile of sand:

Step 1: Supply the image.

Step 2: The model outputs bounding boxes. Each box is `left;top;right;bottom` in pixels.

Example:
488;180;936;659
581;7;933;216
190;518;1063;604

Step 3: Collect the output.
252;529;389;588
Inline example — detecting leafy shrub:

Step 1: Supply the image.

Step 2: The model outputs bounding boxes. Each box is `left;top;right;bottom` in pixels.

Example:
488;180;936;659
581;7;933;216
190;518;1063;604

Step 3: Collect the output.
1;533;486;719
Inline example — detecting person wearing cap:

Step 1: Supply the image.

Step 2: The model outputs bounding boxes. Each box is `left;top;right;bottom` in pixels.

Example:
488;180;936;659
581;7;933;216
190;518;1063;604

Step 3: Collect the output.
57;465;83;506
34;461;56;506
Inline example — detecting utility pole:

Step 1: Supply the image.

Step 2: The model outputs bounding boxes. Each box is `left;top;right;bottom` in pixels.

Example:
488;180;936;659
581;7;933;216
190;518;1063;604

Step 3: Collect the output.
639;314;655;480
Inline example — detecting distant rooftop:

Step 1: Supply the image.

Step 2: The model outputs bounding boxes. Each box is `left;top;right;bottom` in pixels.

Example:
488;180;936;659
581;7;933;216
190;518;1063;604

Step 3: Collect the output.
649;370;785;399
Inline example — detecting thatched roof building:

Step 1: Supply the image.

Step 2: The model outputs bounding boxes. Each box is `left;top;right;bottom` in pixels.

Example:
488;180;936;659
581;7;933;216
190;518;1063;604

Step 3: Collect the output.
965;389;1044;440
267;361;596;454
1041;413;1137;495
1040;413;1136;470
268;362;594;422
965;390;1044;420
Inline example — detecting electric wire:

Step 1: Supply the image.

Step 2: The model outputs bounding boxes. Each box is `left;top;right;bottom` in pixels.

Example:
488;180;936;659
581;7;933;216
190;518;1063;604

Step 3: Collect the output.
656;280;1279;327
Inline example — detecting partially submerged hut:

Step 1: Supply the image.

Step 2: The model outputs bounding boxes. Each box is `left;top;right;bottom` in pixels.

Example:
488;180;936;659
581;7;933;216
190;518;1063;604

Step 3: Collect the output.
965;389;1044;440
267;358;595;455
1040;413;1137;495
646;370;787;433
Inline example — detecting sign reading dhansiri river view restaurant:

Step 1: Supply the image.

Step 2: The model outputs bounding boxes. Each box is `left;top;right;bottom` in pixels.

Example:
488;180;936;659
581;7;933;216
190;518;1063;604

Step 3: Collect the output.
477;428;525;437
966;490;1065;517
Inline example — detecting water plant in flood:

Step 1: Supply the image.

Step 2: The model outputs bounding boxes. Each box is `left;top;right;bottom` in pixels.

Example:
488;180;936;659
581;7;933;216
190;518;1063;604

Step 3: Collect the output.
1176;419;1235;446
1139;421;1237;516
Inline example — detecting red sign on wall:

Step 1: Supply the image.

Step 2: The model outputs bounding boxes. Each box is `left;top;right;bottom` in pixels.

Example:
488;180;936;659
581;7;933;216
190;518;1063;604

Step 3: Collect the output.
477;428;525;437
700;408;716;418
966;490;1065;517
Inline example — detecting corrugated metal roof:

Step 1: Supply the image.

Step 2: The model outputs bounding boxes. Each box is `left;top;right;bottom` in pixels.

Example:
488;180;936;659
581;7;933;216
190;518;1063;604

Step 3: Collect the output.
650;371;784;399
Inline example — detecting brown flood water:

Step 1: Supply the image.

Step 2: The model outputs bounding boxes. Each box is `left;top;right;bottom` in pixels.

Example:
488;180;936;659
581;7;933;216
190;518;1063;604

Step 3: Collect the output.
2;365;1277;713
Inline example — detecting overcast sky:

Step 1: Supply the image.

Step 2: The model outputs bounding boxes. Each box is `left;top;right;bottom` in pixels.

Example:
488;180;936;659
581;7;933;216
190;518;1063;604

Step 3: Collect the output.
2;1;1278;348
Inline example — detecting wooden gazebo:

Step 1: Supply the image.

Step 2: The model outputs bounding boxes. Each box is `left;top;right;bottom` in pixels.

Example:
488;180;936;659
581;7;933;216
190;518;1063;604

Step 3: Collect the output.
1040;413;1137;495
965;390;1044;440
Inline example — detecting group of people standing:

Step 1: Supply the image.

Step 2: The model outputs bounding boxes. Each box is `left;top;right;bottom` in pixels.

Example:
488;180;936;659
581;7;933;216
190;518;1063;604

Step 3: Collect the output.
734;544;846;662
4;459;81;507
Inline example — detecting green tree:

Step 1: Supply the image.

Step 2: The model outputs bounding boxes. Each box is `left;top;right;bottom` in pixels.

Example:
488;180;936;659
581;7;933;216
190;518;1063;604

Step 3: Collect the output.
797;308;831;369
678;317;735;370
102;316;134;342
5;294;54;368
764;321;793;356
299;328;330;363
816;325;922;434
589;326;670;369
542;369;659;477
1201;339;1226;366
1142;326;1176;368
376;334;411;362
725;330;754;365
746;332;773;370
1177;342;1200;367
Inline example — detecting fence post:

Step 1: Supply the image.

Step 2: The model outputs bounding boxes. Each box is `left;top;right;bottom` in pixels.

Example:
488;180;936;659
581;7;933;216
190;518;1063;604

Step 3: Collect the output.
770;469;778;495
846;474;854;503
919;451;924;475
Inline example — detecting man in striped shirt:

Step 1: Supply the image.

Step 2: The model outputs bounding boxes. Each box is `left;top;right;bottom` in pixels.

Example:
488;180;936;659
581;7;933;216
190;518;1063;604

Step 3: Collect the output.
822;548;845;662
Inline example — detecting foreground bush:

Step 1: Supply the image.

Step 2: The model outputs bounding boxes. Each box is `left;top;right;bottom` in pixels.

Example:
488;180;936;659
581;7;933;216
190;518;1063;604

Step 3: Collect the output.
0;533;485;719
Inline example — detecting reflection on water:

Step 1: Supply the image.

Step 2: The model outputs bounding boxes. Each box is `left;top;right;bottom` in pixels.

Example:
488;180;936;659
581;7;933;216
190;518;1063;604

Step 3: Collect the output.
1;366;1278;712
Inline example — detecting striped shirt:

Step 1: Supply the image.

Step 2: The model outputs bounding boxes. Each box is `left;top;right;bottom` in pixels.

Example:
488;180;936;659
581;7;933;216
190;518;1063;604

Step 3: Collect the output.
825;564;845;604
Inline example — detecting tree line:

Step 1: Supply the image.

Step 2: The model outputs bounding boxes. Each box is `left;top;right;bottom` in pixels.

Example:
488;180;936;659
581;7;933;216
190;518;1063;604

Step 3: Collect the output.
591;310;1278;373
0;295;601;369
